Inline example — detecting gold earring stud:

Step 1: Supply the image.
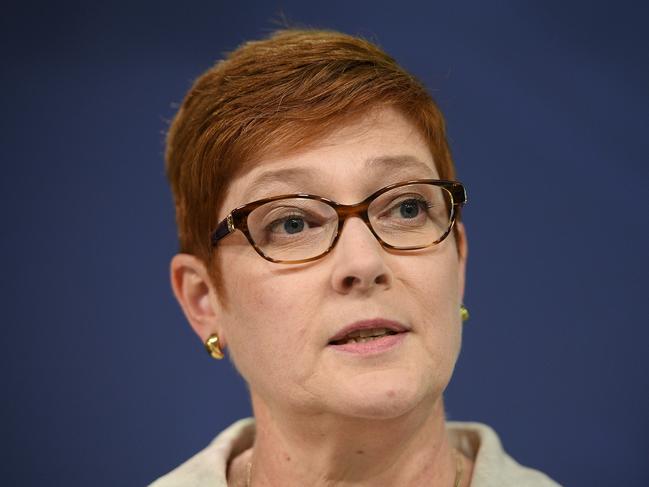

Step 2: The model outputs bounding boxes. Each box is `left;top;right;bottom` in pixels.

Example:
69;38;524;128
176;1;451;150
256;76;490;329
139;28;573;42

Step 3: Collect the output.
460;305;470;322
204;333;224;360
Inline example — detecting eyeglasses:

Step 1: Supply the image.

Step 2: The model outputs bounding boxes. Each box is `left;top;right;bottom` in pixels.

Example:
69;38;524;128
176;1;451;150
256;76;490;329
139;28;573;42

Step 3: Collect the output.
211;179;467;264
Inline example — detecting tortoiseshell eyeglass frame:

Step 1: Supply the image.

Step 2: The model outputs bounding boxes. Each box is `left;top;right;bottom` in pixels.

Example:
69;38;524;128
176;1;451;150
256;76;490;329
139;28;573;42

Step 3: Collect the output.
210;179;467;264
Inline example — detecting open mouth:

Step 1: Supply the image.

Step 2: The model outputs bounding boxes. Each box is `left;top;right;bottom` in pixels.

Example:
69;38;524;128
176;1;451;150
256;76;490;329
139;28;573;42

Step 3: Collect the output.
329;328;400;346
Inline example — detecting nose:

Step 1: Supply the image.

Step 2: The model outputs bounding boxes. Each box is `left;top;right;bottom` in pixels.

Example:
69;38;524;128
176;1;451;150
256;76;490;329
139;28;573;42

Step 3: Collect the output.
329;217;393;294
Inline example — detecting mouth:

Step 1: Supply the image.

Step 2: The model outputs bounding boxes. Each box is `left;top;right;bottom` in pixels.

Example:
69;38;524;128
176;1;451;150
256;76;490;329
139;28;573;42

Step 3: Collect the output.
329;327;400;345
327;319;409;353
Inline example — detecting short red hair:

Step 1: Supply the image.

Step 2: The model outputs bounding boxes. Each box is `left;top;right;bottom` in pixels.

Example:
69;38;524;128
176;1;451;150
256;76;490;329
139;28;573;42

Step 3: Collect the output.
166;29;457;293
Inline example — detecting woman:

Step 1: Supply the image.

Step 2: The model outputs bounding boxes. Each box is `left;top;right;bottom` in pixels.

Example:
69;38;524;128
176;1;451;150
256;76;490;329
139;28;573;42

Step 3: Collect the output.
152;29;559;486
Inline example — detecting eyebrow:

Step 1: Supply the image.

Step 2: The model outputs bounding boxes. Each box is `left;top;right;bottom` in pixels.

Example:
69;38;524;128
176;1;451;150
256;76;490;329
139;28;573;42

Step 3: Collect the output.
242;167;317;200
365;155;436;177
242;154;437;201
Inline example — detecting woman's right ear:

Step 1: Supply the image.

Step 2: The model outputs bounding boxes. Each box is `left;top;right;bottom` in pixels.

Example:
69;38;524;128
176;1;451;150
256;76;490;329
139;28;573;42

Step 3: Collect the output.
169;254;225;347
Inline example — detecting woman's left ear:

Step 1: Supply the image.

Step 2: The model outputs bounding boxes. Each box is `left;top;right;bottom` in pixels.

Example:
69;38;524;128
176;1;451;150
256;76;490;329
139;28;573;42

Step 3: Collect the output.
169;253;227;348
455;222;468;301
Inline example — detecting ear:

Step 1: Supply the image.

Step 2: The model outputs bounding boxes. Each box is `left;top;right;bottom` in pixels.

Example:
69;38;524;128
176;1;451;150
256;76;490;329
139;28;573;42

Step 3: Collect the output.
454;222;468;302
170;253;226;347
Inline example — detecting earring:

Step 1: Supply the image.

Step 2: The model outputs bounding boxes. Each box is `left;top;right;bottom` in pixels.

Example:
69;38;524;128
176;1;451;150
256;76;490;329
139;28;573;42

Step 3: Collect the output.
460;305;470;322
204;333;224;360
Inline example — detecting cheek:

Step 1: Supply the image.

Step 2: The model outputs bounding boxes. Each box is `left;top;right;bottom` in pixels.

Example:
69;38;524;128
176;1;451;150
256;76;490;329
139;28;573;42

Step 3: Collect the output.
400;250;462;358
220;262;318;383
406;248;461;315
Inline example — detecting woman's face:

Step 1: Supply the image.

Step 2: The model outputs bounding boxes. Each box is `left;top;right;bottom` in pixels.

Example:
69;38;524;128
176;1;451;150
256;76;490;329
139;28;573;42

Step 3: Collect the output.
213;106;467;419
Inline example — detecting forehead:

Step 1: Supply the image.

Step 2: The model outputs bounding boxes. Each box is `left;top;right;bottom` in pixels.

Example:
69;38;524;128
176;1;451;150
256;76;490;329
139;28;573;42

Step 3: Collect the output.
223;107;439;211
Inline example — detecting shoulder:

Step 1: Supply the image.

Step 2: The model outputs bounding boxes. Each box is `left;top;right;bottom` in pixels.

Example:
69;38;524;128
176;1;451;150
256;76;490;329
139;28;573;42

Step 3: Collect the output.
447;421;562;487
148;418;254;487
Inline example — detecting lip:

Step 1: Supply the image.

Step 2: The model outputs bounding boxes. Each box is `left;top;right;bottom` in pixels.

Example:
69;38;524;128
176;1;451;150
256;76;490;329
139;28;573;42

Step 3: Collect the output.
327;318;410;355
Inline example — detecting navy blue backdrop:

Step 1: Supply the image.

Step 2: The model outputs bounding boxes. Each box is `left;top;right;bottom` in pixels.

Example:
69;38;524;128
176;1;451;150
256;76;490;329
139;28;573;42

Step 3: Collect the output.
2;1;648;485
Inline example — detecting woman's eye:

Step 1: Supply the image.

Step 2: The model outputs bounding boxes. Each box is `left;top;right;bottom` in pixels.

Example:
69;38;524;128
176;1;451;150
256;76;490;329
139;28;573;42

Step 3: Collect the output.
398;199;421;218
267;215;311;235
391;198;430;219
279;217;305;234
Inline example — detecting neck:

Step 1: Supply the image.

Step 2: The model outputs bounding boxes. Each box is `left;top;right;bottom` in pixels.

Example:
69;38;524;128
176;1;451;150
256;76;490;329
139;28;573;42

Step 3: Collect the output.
245;394;461;487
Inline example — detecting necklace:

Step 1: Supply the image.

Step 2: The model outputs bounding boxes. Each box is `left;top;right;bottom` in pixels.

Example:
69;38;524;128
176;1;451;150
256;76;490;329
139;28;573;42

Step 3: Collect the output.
245;448;464;487
245;461;252;487
453;448;464;487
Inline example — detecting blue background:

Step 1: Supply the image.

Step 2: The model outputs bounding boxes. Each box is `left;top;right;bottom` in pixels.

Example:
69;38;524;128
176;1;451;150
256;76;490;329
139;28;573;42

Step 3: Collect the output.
2;1;648;485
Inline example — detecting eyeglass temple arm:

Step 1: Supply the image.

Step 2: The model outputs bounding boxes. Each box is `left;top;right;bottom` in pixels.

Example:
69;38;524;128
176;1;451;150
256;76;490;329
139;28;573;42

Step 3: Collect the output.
211;214;235;246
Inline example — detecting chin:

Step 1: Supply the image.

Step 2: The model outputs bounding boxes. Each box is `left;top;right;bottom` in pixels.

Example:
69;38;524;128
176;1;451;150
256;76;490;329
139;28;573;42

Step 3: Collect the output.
330;370;437;420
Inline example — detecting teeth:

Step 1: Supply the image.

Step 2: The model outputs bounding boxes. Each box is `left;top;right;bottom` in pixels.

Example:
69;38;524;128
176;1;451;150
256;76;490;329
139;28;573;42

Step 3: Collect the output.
347;328;389;339
347;336;383;343
330;328;400;346
339;329;399;344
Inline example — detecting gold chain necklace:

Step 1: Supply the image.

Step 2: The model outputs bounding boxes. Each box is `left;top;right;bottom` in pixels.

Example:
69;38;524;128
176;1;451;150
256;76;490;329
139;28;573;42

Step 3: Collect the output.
245;448;464;487
453;448;464;487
